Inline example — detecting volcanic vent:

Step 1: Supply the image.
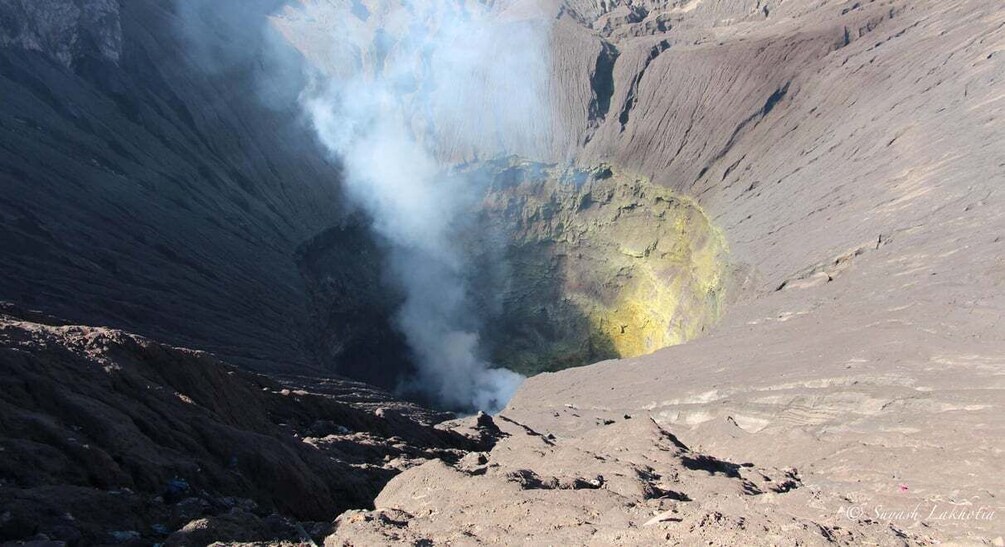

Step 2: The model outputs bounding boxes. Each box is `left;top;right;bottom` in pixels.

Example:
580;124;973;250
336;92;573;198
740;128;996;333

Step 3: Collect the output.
296;159;729;393
463;159;729;376
269;0;733;400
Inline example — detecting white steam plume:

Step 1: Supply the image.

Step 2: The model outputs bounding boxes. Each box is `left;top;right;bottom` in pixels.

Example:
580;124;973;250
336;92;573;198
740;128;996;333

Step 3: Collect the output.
272;0;553;412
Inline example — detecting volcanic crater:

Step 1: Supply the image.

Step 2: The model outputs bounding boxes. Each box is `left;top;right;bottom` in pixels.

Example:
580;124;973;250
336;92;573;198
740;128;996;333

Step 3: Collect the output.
466;159;729;375
0;0;1001;545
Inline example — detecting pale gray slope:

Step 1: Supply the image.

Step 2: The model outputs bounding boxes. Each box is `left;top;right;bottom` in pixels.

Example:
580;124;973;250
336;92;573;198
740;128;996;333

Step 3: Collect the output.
509;0;1005;541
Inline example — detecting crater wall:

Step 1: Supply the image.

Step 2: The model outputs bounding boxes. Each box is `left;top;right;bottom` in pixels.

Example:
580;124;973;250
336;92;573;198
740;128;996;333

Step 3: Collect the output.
466;160;729;374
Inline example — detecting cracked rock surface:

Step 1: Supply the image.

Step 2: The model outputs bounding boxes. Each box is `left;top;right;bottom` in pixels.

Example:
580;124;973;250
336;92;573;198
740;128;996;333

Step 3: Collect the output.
0;304;478;545
326;413;924;545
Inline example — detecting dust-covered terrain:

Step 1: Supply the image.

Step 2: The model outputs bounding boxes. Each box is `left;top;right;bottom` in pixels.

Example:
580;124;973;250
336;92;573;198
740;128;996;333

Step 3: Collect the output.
0;0;1002;544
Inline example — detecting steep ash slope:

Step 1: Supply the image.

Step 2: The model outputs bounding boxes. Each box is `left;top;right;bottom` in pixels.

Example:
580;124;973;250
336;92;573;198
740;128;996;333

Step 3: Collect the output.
0;0;408;379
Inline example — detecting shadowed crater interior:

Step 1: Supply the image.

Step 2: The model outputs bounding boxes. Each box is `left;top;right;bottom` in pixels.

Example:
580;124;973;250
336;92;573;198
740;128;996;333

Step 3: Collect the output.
299;158;730;385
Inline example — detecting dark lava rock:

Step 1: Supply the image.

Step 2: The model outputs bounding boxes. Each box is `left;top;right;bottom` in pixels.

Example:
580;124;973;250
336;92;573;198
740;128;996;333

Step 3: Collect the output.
0;306;474;545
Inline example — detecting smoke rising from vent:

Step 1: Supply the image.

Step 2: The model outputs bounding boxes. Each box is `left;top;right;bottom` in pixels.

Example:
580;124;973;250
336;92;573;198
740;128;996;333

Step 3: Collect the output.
270;0;554;412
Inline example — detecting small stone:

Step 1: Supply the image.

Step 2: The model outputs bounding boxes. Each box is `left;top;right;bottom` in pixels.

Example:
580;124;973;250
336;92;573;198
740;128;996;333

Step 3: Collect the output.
110;530;140;543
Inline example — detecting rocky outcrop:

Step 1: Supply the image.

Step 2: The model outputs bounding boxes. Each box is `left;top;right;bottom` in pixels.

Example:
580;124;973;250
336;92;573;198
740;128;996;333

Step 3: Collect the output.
0;304;477;545
325;413;924;545
0;0;121;67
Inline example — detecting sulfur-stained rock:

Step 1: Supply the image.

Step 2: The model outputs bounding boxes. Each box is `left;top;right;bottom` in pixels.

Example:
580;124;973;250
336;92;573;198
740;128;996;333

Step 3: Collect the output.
465;159;729;374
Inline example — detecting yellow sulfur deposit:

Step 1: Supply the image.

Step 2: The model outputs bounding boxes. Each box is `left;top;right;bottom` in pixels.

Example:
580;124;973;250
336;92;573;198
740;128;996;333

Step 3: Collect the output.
466;159;729;374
